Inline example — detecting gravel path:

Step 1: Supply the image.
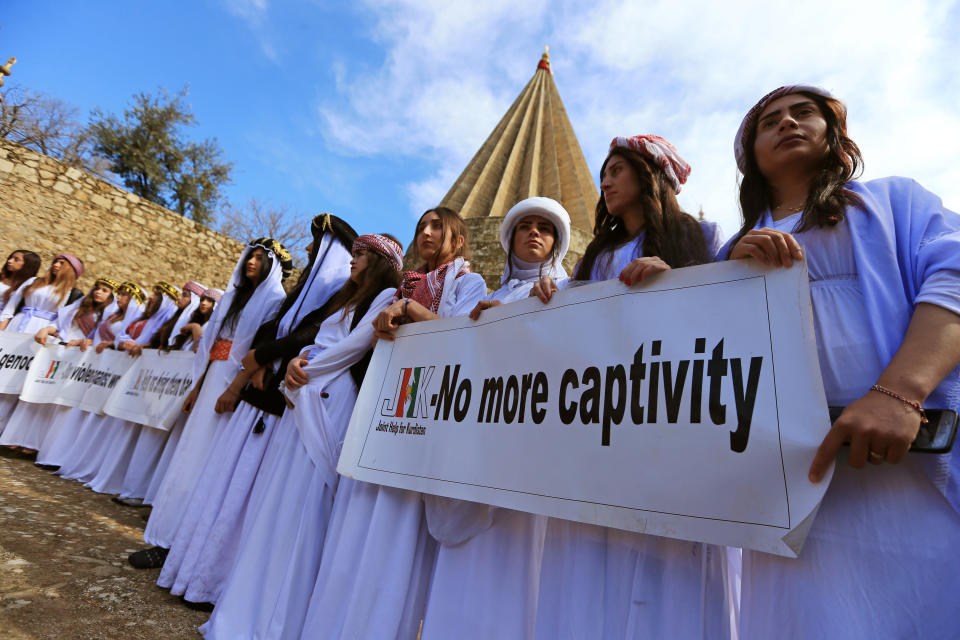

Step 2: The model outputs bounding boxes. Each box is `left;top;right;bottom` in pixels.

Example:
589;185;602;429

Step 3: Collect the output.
0;450;209;639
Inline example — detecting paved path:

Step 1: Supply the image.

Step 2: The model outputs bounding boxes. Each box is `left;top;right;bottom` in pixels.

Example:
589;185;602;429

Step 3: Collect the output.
0;451;208;639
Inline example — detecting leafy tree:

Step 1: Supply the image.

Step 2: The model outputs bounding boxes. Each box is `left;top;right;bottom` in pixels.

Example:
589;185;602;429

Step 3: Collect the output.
0;85;109;176
88;87;232;225
218;198;313;266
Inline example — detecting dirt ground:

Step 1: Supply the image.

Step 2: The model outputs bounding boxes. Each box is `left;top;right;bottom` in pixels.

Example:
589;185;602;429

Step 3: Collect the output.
0;450;209;639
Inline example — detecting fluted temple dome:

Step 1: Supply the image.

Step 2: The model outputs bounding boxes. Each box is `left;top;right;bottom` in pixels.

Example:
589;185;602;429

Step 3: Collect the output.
414;50;598;287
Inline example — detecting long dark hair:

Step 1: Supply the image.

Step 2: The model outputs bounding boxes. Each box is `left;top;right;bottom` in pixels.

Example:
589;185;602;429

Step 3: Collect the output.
576;149;710;280
2;250;42;304
159;299;215;351
75;284;113;320
732;90;864;249
504;219;561;281
325;247;403;321
222;246;273;332
408;206;470;269
136;292;163;322
150;307;186;350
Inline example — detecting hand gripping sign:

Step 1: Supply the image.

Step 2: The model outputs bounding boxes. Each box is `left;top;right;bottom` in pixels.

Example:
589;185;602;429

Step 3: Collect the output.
338;259;833;558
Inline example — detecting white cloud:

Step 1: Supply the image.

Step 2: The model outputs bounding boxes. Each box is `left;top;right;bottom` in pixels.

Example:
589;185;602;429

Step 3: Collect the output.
320;0;960;235
223;0;279;62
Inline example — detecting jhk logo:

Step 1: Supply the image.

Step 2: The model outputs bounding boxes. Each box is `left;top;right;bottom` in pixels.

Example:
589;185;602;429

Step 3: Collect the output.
381;366;435;419
44;360;62;379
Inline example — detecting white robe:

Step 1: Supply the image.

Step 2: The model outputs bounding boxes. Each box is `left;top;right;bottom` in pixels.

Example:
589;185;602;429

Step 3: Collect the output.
300;270;486;639
421;270;569;640
0;278;70;437
143;244;288;548
201;289;396;639
535;221;733;640
157;235;352;600
733;179;960;639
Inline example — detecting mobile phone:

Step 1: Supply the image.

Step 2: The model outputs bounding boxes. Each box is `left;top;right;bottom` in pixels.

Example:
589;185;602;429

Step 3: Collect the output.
828;406;957;454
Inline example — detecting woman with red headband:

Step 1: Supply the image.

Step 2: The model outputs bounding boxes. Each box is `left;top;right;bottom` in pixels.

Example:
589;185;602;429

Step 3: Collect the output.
722;85;960;639
300;207;486;640
531;135;731;640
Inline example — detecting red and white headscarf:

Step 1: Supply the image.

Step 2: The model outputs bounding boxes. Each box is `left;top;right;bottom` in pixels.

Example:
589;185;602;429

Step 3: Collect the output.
202;288;223;303
734;84;837;172
610;135;691;194
182;281;206;297
399;258;470;315
353;234;404;273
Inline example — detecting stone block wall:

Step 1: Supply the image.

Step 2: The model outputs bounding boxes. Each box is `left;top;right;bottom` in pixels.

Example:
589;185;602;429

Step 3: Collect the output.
0;138;244;293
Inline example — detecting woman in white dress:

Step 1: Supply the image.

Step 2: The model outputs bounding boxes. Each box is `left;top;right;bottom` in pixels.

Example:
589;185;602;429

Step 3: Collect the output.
531;135;732;640
722;85;960;639
419;197;571;639
300;207;486;639
0;269;114;454
157;214;355;601
200;232;405;639
129;239;291;568
0;253;82;434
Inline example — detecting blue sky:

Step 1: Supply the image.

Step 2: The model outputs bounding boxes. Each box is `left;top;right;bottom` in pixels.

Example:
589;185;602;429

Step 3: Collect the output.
5;0;960;258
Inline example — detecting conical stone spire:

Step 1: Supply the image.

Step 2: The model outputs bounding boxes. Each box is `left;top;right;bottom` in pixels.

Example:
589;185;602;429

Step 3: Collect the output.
424;50;598;287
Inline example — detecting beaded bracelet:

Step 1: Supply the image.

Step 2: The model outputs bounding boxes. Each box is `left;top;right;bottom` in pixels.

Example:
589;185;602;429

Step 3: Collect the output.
870;384;928;423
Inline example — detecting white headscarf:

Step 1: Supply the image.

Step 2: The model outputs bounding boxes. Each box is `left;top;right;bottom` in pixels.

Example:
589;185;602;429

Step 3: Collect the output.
191;242;288;383
498;196;571;287
135;292;179;346
275;233;352;341
114;295;145;347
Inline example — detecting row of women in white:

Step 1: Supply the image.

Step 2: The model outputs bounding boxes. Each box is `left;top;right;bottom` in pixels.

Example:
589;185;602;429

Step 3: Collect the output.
1;83;959;639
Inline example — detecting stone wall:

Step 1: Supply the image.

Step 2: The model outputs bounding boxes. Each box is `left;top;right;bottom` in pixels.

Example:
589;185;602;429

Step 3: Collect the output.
0;138;244;293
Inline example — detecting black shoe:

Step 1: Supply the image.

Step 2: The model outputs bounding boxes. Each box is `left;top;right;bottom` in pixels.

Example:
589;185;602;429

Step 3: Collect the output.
181;597;214;612
112;496;147;507
36;463;60;471
128;546;169;569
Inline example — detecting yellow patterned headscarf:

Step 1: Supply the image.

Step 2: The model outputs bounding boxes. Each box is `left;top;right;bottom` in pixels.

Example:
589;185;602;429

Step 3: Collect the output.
94;277;121;291
118;282;147;305
154;281;181;302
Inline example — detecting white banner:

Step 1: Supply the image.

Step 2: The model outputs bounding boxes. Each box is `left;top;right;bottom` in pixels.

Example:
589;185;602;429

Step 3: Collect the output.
0;332;42;394
102;349;196;431
339;259;833;558
74;349;137;413
18;344;89;405
14;344;136;412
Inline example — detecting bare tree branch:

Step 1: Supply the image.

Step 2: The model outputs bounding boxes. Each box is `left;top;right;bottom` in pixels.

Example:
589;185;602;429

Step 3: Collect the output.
0;85;109;177
218;198;313;266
